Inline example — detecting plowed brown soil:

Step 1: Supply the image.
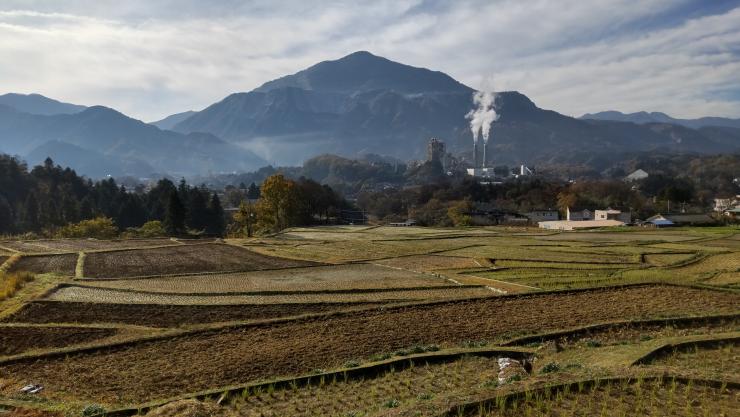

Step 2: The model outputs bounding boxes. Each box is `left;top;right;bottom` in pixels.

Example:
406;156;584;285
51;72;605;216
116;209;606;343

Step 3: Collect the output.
4;300;390;327
1;285;737;405
8;254;78;275
83;244;319;278
0;326;116;356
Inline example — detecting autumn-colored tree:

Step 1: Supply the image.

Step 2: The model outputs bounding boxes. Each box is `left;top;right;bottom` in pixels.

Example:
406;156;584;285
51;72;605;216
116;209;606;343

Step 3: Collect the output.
232;200;257;237
447;199;474;227
256;174;299;233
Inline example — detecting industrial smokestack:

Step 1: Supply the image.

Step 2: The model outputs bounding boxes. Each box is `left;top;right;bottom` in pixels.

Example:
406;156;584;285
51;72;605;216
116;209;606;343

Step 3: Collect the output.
473;141;479;168
482;141;487;168
466;90;498;169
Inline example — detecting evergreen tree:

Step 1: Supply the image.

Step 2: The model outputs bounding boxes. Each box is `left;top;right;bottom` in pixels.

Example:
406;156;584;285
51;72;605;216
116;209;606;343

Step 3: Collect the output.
247;182;260;200
79;196;95;220
186;188;209;231
206;193;226;236
164;191;186;235
0;196;14;234
21;193;40;231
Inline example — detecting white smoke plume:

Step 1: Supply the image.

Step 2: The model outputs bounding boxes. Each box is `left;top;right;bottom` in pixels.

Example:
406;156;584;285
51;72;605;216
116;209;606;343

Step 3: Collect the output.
466;90;498;144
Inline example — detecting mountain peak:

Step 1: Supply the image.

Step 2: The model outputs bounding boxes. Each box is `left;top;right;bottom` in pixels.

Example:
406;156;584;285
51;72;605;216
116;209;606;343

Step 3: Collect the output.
255;51;471;95
0;93;87;116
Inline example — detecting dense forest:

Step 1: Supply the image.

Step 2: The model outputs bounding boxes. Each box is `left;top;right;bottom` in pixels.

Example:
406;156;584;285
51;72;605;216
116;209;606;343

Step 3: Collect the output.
0;156;226;236
0;155;348;236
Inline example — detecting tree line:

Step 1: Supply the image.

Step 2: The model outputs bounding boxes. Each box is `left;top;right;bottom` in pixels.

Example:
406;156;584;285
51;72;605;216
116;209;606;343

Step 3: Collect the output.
0;156;224;236
0;155;352;237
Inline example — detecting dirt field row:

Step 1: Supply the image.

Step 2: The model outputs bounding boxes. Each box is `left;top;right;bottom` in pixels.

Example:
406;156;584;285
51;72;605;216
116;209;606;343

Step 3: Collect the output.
77;264;451;293
0;326;117;356
2;300;392;327
44;285;493;305
83;244;319;278
1;285;737;404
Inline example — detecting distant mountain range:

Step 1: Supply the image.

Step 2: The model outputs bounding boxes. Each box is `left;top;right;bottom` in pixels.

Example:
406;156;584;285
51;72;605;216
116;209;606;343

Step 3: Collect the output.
0;51;738;178
580;110;740;130
0;104;265;177
151;110;197;130
0;93;87;115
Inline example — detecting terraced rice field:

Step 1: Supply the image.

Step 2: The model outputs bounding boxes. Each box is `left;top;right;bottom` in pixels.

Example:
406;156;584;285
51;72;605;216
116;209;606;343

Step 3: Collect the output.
441;245;636;264
46;284;493;305
644;253;698;266
373;254;487;271
8;254;78;275
76;264;451;293
224;355;506;417
535;232;701;242
472;378;738;417
705;271;740;287
0;325;117;356
0;227;737;415
83;243;318;278
0;284;736;404
645;341;740;377
2;300;392;327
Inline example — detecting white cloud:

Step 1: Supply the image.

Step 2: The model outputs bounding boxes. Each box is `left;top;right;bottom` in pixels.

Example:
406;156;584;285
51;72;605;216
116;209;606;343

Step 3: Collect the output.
0;0;737;120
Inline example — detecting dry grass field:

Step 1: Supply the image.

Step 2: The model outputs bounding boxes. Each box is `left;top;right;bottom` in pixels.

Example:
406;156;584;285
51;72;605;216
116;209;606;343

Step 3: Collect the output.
0;226;737;416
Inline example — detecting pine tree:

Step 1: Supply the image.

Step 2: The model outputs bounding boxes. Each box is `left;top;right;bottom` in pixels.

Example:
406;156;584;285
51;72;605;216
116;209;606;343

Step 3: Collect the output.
21;193;40;231
0;196;14;234
164;191;186;235
186;189;209;231
247;182;260;200
206;193;225;236
79;196;95;220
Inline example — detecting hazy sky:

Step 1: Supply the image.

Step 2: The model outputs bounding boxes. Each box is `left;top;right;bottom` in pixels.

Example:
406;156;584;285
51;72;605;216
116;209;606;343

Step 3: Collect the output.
1;0;738;121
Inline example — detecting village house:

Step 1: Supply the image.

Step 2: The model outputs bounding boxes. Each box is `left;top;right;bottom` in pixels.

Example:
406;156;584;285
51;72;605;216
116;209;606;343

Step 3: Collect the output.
566;207;593;221
624;169;649;182
524;209;559;223
594;208;631;224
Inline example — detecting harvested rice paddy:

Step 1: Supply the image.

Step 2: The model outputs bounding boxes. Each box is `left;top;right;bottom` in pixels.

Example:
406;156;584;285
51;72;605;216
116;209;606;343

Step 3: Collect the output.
76;263;451;293
0;226;737;415
46;284;493;305
83;243;318;278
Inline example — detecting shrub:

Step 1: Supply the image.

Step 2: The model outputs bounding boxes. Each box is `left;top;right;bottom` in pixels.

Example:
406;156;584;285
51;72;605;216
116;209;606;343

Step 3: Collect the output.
462;340;488;348
343;359;361;368
370;352;392;361
81;404;106;417
57;217;118;239
137;220;167;237
585;339;602;348
383;399;400;408
541;362;561;374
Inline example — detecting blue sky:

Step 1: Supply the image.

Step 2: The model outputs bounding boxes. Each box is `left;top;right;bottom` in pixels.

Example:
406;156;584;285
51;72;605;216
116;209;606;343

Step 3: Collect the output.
0;0;738;121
